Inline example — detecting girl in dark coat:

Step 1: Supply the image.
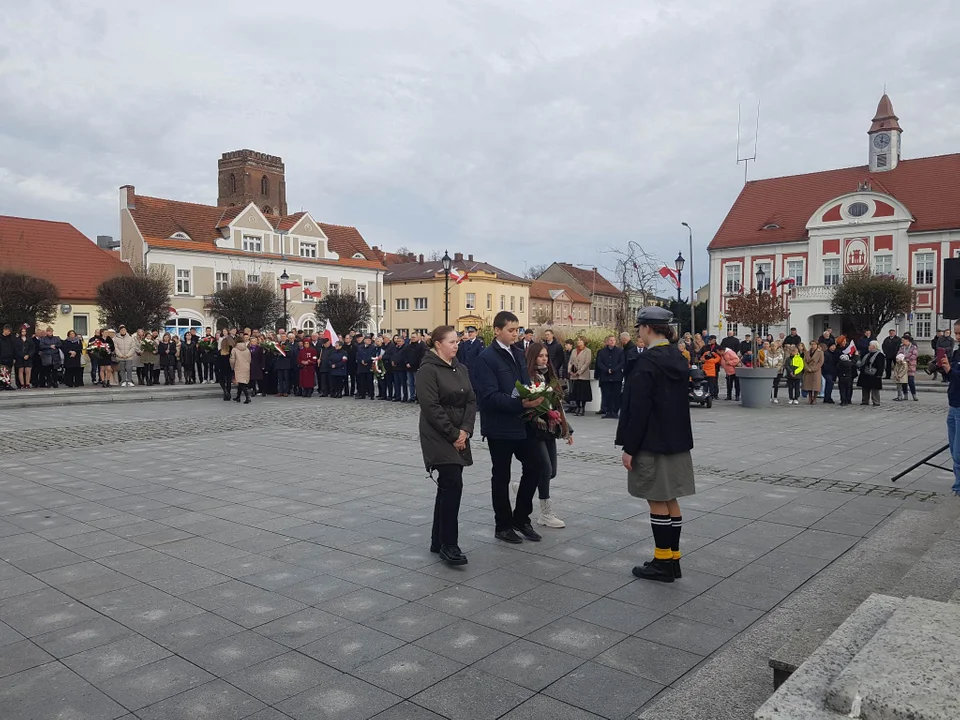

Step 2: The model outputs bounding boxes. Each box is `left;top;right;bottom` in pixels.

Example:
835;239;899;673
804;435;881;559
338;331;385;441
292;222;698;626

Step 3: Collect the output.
297;340;317;397
13;326;35;389
857;340;885;406
416;325;476;566
61;331;84;387
329;340;348;398
158;334;176;385
180;334;199;384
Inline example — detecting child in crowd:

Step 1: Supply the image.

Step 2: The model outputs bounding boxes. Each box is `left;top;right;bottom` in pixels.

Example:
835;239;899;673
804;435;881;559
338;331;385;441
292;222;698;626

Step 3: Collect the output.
786;345;804;405
701;348;720;399
892;352;908;401
837;353;857;406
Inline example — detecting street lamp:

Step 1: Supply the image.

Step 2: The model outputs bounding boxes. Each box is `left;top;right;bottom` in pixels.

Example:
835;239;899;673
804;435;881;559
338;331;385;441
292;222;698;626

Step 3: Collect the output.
441;250;452;325
681;222;694;335
754;266;766;361
674;252;685;303
280;269;289;331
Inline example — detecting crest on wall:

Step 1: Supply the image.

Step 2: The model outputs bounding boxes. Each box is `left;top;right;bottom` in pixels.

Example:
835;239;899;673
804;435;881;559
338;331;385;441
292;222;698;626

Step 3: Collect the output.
844;237;869;273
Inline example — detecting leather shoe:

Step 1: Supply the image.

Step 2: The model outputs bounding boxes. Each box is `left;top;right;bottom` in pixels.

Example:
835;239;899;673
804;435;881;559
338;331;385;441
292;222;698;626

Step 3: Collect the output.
439;544;468;565
513;523;541;542
495;529;523;544
643;558;681;578
632;559;675;583
429;543;440;553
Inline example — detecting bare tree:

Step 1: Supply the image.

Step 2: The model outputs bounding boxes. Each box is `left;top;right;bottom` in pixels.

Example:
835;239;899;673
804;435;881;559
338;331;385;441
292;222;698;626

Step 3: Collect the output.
524;263;550;280
427;250;443;262
602;241;664;333
207;283;285;330
395;246;411;257
97;266;172;331
0;271;59;330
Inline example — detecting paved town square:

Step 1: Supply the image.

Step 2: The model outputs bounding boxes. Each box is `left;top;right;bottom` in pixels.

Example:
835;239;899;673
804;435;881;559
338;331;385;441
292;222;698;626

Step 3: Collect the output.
0;394;954;720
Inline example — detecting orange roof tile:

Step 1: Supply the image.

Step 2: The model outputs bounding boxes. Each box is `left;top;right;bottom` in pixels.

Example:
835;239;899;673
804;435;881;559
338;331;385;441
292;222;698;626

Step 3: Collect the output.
529;280;591;304
708;153;960;250
370;247;411;265
0;215;132;301
553;263;623;297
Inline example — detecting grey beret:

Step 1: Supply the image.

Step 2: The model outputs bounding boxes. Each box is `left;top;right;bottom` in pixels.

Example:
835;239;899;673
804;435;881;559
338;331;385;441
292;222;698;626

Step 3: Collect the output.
635;306;674;326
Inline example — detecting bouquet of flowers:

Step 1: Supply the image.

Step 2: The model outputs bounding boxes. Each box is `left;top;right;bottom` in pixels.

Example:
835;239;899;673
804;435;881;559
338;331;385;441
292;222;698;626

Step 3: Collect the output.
260;340;286;356
140;337;157;354
514;379;566;439
87;339;111;363
198;338;217;353
372;355;385;379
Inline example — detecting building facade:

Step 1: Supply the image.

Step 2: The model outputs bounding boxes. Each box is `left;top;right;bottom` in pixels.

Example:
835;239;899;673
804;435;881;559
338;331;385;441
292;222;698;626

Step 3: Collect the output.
537;263;624;327
382;253;529;334
707;95;960;343
0;215;132;337
528;281;591;329
119;150;385;335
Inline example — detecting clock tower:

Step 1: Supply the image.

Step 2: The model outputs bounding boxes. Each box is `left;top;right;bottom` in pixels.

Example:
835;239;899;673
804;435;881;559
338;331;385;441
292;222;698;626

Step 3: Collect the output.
868;93;902;172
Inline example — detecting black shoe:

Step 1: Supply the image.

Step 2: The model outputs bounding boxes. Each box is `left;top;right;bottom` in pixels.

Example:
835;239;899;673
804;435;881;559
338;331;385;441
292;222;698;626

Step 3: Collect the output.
439;544;468;565
632;559;675;583
643;558;681;578
602;413;617;419
513;523;541;542
823;399;835;404
233;394;241;402
429;543;440;553
495;529;523;544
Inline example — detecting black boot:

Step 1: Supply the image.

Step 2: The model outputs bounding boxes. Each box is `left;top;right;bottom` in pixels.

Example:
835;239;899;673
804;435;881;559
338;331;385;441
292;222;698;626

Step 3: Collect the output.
233;391;241;402
243;388;251;404
513;523;541;542
223;388;231;401
632;559;675;583
643;558;682;578
439;544;468;566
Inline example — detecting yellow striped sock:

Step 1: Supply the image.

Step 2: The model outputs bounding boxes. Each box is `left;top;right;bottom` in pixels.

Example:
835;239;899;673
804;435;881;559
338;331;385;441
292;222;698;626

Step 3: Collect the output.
654;548;672;561
672;551;681;561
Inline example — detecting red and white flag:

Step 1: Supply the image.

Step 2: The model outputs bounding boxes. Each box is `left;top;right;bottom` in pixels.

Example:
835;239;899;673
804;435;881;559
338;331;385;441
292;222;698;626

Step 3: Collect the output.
168;306;178;315
303;287;322;299
322;319;339;345
449;268;468;285
280;281;301;291
658;266;680;289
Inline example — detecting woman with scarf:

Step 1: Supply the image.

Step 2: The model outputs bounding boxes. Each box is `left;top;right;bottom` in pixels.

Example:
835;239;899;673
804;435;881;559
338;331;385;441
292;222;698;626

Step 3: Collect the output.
567;337;592;416
524;342;573;529
329;340;348;398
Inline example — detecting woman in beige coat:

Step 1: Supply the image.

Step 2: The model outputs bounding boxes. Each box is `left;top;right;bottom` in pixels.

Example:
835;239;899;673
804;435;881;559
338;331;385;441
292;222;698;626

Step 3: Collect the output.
802;340;824;405
567;337;593;416
230;334;252;404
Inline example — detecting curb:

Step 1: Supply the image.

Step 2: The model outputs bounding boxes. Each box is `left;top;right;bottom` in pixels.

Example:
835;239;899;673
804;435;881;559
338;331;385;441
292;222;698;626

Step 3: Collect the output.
0;389;223;409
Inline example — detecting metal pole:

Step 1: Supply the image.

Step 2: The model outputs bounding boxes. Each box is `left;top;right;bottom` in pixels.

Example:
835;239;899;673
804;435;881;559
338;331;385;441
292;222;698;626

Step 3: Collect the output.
283;291;287;331
677;270;682;303
444;271;450;325
683;222;695;335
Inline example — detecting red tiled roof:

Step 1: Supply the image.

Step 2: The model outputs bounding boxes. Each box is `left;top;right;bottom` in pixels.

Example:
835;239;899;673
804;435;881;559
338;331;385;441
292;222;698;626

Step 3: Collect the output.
529;280;591;304
385;258;527;284
143;238;385;270
553;263;623;297
709;153;960;250
370;247;410;265
128;193;384;269
0;215;132;301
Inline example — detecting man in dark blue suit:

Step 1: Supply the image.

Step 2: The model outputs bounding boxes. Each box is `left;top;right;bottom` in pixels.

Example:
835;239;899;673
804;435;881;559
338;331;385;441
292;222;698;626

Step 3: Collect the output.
473;311;544;544
456;325;485;382
596;335;625;419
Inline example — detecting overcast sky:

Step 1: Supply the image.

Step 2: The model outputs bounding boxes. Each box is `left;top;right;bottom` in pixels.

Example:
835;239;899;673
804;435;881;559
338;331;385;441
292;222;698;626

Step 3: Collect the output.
1;0;957;293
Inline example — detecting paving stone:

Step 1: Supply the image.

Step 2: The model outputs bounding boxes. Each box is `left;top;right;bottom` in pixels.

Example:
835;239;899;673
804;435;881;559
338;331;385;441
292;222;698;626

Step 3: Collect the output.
543;661;663;720
136;679;266;720
361;569;453;601
525;617;627;660
462;568;544;598
552;566;634;595
277;574;363;605
473;637;585;691
62;635;171;683
512;582;601;615
276;673;400;720
369;701;447;719
138;612;245;653
361;602;458;642
415;584;503;618
414;619;515;664
226;650;340;704
596;636;703;684
300;624;404;671
0;621;25;649
411;667;534;720
571;597;667;635
702;578;792;611
671;595;766;631
318;588;408;622
98;655;214;710
0;587;101;637
0;640;54;679
467;599;563;637
500;694;607;720
355;644;464;698
636;613;738;656
179;631;287;675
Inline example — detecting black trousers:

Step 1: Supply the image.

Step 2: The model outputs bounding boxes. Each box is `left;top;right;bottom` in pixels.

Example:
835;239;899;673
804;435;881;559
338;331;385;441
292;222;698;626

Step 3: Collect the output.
839;378;853;404
357;373;374;398
487;437;538;531
318;372;331;396
64;367;84;387
377;376;388;398
348;371;357;396
393;370;408;401
384;372;394;398
726;375;740;399
707;376;719;398
599;381;621;415
432;464;464;546
532;437;558;499
217;356;232;394
885;356;894;379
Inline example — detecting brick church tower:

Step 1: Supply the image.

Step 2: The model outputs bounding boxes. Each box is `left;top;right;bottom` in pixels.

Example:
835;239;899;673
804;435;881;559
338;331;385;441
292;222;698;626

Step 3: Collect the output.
217;149;288;216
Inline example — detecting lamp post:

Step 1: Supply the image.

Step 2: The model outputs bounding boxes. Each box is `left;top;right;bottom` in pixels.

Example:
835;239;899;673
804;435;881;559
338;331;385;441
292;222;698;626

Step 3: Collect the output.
754;265;766;362
441;250;452;325
681;222;694;335
280;269;289;331
674;252;685;304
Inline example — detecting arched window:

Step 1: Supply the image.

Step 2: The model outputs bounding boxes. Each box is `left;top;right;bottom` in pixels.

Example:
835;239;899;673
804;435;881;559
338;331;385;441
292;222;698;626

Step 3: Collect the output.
262;205;272;215
229;173;236;193
261;175;269;195
300;317;317;334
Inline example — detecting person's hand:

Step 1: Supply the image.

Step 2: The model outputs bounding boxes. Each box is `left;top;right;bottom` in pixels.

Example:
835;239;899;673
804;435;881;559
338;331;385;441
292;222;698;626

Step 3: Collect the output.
69;351;76;357
622;452;633;470
454;430;468;451
522;396;544;409
566;436;574;446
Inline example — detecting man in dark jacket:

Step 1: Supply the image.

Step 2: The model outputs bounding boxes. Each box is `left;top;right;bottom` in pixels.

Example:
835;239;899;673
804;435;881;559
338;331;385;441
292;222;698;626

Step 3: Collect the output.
473;310;544;545
784;328;802;347
596;335;625;419
542;330;565;376
345;335;359;397
513;328;535;354
381;335;397;400
317;338;332;396
391;336;409;402
720;330;741;354
855;329;873;357
356;336;376;399
882;329;901;379
404;332;426;402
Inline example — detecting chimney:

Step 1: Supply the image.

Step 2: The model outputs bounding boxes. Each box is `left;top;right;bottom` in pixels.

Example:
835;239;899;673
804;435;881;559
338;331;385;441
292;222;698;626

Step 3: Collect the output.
454;252;463;262
372;245;379;252
418;254;424;264
96;235;119;250
408;252;416;261
119;185;136;210
468;254;474;262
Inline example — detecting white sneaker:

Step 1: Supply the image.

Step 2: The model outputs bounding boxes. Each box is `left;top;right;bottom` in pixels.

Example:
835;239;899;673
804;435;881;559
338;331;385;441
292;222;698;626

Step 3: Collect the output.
772;398;779;404
509;481;519;499
537;499;565;528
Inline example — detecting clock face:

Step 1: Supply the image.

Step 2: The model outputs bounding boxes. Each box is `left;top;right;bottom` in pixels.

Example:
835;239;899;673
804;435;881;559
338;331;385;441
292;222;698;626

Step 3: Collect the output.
873;133;890;149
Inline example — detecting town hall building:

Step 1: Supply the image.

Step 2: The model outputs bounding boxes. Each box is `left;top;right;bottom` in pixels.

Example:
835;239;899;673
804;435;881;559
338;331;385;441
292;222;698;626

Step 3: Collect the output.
707;95;960;343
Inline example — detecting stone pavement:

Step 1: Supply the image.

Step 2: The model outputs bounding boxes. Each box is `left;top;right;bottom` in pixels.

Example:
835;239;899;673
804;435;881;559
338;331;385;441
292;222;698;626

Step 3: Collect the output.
0;393;956;720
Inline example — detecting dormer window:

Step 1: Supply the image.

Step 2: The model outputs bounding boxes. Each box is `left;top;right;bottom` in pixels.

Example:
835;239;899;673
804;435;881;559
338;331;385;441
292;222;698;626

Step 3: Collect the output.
762;223;780;230
170;231;191;240
300;241;318;259
352;253;365;259
848;202;869;217
242;235;262;253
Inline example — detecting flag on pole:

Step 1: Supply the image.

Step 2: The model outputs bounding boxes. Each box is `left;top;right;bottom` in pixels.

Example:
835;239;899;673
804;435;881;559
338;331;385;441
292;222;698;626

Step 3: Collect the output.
168;307;178;315
843;342;856;356
303;288;322;299
280;281;301;290
322;319;339;345
658;266;680;289
449;268;469;285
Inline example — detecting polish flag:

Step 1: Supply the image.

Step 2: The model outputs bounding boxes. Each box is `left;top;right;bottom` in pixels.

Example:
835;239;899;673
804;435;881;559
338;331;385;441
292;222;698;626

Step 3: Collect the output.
303;288;322;299
168;307;178;315
659;266;680;288
280;281;301;291
322;319;339;345
449;268;468;285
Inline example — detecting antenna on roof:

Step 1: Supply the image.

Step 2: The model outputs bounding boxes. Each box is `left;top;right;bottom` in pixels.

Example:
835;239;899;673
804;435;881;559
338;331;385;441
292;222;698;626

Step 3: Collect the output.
736;99;761;185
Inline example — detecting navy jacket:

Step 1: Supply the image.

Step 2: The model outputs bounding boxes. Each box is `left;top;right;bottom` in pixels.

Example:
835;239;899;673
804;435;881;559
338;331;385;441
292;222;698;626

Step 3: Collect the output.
456;337;485;370
356;343;376;373
330;350;348;376
382;343;397;371
596;345;625;384
474;342;531;440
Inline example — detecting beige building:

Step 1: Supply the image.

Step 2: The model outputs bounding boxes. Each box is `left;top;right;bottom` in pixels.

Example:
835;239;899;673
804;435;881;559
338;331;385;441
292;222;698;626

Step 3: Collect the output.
119;150;386;335
528;281;591;329
382;253;529;334
537;263;624;327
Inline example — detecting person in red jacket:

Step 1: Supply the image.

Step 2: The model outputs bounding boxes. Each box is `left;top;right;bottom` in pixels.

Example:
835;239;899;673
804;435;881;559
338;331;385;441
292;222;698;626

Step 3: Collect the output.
700;350;721;399
297;339;318;398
